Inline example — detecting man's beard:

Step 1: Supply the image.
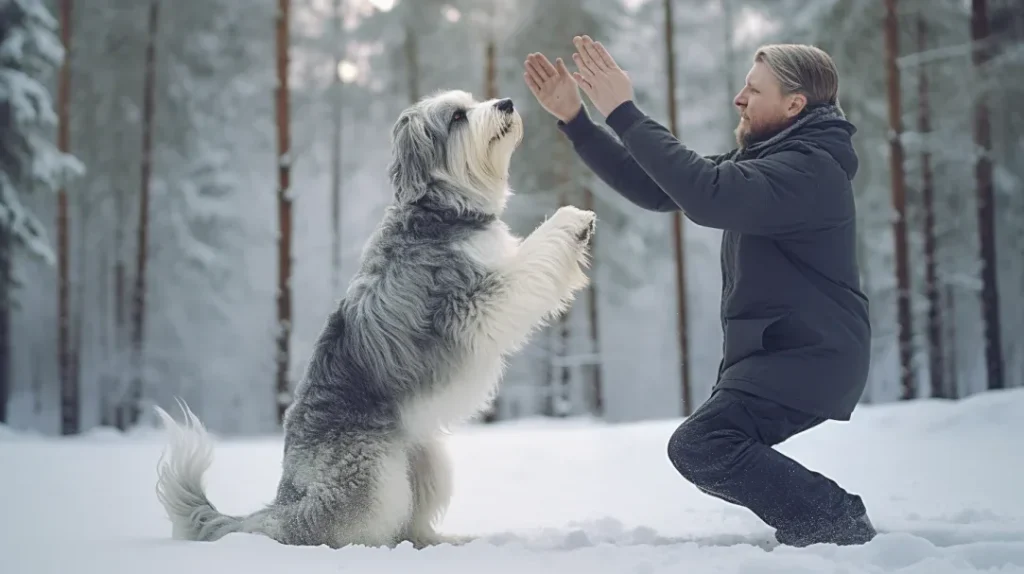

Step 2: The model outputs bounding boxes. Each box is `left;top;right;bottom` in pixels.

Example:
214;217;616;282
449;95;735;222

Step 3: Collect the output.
734;113;793;151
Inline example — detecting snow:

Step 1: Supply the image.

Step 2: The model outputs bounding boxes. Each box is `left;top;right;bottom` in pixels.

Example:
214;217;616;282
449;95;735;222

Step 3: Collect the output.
2;388;1024;573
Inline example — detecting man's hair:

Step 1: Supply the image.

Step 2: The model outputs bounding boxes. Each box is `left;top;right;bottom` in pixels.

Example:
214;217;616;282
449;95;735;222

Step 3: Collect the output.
753;44;840;107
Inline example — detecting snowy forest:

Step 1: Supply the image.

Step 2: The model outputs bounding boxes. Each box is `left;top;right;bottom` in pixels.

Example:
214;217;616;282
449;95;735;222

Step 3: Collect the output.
1;0;1022;436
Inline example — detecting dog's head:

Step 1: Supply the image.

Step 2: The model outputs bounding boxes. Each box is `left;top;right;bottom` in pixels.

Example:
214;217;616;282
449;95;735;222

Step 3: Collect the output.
387;89;524;215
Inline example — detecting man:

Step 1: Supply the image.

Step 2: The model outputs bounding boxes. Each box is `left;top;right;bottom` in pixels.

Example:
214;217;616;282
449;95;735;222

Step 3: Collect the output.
523;36;876;547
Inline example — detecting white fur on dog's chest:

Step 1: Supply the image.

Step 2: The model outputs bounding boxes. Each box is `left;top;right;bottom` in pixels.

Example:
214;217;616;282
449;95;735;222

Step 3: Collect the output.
458;220;521;272
399;356;505;439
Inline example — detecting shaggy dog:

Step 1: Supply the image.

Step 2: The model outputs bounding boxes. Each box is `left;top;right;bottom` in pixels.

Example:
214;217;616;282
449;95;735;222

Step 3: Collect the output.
153;89;597;549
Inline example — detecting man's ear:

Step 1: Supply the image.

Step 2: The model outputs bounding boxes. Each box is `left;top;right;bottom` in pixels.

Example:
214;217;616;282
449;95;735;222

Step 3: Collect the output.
388;110;436;203
785;92;807;118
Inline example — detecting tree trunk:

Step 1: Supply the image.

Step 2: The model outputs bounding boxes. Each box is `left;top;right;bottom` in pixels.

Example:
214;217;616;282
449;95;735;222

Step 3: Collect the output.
113;257;125;424
721;0;737;138
552;137;573;418
485;40;497;102
855;218;873;405
71;171;87;429
663;0;692;415
970;0;1004;391
72;119;92;426
883;0;915;401
582;185;603;416
98;240;115;427
0;230;10;423
944;284;959;398
404;22;419;104
557;305;571;417
541;326;555;417
125;0;160;428
58;0;77;434
330;0;343;297
275;0;294;425
114;186;126;427
917;14;944;399
32;344;43;414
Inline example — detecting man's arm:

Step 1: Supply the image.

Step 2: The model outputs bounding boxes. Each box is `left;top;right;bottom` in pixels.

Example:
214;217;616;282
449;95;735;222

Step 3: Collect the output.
557;104;677;213
603;101;846;236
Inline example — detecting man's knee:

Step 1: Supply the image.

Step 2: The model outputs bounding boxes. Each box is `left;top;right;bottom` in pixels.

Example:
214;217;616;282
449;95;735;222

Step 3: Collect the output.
667;420;733;485
666;422;695;478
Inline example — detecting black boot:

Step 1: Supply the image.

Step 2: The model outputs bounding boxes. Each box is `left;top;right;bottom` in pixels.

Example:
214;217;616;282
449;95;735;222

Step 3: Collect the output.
775;512;877;547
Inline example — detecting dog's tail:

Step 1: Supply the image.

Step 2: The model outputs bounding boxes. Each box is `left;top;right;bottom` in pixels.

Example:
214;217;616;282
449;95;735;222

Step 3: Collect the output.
154;400;260;542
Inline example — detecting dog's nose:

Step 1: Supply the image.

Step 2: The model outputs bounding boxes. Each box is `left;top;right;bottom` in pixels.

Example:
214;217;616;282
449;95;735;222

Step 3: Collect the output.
495;98;514;112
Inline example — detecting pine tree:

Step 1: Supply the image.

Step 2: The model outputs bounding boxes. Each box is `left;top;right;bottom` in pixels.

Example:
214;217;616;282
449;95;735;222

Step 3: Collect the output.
661;0;692;416
883;0;916;400
275;0;293;425
916;12;945;399
0;0;84;422
969;0;1004;391
122;0;159;429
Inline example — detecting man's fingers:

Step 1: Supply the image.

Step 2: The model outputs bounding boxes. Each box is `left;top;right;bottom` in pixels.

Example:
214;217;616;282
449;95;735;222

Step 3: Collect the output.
524;55;543;80
572;36;602;74
591;39;619;69
524;57;549;86
572;71;594;95
554;57;572;79
580;36;610;72
529;52;558;78
523;54;547;82
572;52;596;78
523;71;541;97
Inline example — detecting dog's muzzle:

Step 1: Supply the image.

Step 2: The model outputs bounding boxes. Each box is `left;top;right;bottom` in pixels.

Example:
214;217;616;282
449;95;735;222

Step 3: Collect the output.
491;99;516;143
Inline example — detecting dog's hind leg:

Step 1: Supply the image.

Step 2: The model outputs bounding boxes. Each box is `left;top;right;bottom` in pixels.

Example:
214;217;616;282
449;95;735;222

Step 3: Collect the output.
402;437;472;548
269;443;415;549
334;444;415;548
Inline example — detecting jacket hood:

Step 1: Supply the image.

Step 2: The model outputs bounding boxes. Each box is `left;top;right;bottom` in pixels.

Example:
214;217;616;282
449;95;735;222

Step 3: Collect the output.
792;118;859;180
744;104;860;181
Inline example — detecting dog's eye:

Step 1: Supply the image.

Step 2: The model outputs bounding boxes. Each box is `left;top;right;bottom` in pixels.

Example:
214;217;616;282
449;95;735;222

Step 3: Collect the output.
449;110;466;127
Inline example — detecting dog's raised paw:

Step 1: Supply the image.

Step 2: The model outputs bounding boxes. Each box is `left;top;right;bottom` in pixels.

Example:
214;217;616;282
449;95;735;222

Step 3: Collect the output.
550;205;596;242
576;214;597;244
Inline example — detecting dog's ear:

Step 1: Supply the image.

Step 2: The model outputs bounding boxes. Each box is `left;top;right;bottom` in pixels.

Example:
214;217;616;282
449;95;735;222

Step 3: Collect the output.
388;110;436;204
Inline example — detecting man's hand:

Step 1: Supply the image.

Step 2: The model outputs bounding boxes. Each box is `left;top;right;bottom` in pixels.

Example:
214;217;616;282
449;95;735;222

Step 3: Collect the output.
570;35;634;117
523;52;582;124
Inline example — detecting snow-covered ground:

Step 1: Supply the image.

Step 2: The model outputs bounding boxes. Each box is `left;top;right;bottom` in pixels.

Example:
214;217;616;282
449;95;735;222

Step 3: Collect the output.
3;389;1024;574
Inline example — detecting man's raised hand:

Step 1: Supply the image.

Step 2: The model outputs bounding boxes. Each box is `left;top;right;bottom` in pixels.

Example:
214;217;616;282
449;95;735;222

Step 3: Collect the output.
570;35;634;118
523;52;582;124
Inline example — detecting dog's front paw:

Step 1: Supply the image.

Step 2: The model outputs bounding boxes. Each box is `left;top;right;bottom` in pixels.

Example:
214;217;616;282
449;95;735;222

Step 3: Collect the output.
550;205;597;247
547;206;595;294
576;211;597;246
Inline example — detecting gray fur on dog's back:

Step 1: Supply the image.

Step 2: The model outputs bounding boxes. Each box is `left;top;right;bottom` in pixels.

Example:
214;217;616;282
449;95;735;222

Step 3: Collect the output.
154;89;596;549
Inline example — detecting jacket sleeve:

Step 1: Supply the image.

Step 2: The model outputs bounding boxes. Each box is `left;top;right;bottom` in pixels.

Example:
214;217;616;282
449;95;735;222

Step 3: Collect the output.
603;100;841;236
556;104;676;213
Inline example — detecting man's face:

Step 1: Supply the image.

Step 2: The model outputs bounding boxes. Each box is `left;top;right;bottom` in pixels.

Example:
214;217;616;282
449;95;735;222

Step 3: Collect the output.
732;61;806;148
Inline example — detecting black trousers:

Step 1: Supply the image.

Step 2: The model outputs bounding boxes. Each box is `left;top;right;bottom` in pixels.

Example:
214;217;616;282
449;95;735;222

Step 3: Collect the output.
667;387;875;547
